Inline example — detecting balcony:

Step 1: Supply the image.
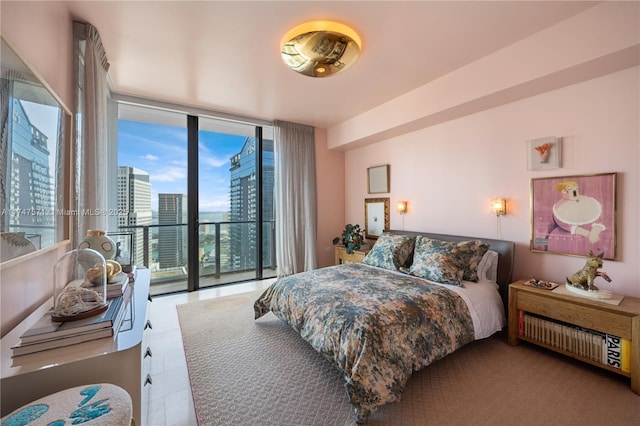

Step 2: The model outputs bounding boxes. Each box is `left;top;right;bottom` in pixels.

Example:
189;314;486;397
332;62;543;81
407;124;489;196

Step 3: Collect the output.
115;221;277;295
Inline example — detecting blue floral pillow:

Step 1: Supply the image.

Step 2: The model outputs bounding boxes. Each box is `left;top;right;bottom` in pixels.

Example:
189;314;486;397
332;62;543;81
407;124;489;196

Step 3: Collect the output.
363;233;415;271
408;237;489;286
457;239;490;282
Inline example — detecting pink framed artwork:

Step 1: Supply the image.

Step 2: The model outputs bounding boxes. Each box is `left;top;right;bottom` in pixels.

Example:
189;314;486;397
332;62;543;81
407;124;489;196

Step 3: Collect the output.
530;173;616;259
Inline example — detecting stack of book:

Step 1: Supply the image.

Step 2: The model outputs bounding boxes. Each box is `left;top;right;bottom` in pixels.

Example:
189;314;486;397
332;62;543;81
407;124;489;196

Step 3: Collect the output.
518;311;631;372
11;285;133;357
107;271;130;299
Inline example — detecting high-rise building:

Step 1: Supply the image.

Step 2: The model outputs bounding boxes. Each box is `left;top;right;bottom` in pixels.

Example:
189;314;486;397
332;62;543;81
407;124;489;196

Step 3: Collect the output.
228;137;274;271
117;166;152;265
6;98;55;247
157;193;187;269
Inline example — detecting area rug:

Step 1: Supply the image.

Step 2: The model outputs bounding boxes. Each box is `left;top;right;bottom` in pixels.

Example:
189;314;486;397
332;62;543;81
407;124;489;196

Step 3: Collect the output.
177;290;639;426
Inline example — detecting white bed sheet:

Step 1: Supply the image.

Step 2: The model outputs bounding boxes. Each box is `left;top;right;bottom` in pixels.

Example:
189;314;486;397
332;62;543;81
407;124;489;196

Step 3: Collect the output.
435;279;506;340
367;263;507;340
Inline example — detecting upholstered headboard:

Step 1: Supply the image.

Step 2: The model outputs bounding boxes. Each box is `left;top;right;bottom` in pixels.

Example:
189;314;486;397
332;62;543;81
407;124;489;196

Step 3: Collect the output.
386;230;516;307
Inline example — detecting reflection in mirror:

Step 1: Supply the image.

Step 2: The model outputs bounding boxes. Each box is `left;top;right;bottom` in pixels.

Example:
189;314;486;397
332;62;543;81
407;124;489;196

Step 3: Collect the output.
364;198;390;240
1;37;68;262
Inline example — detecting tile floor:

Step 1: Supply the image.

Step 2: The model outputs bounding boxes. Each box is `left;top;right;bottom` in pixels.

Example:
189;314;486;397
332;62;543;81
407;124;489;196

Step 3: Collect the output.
141;279;275;426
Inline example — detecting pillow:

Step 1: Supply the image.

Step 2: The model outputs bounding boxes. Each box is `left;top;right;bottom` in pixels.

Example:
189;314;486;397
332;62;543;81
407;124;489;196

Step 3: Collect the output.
408;237;489;286
362;233;415;271
477;250;499;282
456;239;490;282
408;237;466;286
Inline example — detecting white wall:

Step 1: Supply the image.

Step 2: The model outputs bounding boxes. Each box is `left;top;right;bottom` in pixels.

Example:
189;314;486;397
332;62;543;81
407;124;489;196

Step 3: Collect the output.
343;67;639;297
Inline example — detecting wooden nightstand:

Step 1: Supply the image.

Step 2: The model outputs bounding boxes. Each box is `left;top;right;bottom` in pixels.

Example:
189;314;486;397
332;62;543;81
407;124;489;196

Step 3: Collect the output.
334;245;371;265
508;279;640;395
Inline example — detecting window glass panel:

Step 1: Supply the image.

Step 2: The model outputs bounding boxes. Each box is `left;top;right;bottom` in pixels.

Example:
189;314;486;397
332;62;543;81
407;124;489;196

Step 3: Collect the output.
117;105;188;294
198;117;259;286
116;102;275;294
262;136;276;278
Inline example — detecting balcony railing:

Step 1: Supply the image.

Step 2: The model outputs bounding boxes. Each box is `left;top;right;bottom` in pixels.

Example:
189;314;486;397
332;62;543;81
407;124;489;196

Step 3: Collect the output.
114;220;276;294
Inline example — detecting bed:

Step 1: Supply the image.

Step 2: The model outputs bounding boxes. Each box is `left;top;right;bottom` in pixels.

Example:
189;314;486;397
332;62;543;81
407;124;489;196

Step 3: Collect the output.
254;230;515;423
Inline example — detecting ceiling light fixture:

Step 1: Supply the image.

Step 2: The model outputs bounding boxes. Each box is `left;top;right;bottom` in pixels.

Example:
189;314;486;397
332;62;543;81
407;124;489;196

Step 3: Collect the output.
280;20;362;78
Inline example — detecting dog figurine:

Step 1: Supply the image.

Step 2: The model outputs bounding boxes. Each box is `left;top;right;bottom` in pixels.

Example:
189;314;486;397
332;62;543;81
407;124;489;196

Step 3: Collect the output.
566;250;612;291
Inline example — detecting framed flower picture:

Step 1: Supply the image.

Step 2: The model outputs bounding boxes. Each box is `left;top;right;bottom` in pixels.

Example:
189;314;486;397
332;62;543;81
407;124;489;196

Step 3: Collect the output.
527;137;562;170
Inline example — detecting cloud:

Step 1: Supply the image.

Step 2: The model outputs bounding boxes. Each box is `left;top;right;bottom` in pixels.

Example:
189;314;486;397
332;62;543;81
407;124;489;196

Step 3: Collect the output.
199;193;230;210
144;154;159;161
151;166;187;182
200;155;228;168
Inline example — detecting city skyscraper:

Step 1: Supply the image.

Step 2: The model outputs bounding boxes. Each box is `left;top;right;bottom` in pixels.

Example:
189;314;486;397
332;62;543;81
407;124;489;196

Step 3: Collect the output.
157;193;187;269
6;98;55;248
228;137;274;271
117;166;152;264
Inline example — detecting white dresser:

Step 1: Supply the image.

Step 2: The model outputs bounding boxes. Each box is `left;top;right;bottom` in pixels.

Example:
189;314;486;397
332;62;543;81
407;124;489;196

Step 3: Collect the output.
1;269;151;425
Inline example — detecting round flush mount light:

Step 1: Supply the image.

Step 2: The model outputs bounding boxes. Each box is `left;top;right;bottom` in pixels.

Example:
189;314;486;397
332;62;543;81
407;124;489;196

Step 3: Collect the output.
280;21;362;78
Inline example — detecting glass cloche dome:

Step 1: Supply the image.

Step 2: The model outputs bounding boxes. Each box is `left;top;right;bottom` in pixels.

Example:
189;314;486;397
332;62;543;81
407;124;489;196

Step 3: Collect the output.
52;248;108;321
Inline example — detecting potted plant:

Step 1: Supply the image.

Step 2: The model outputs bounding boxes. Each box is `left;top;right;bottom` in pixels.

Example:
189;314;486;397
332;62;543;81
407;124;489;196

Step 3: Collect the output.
332;224;365;254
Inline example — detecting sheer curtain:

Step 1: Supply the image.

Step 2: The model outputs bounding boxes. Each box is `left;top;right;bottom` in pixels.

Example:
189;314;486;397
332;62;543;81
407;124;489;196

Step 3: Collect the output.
73;21;111;241
274;120;317;276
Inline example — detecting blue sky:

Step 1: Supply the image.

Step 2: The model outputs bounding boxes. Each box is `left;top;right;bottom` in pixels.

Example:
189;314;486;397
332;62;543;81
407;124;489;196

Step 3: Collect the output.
118;120;247;211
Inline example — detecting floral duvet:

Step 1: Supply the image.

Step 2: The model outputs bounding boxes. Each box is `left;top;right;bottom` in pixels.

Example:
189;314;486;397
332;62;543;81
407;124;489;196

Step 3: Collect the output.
253;262;475;423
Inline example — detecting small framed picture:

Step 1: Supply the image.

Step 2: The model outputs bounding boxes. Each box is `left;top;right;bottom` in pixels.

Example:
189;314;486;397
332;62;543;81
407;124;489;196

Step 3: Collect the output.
109;232;133;267
527;137;562;170
367;164;390;194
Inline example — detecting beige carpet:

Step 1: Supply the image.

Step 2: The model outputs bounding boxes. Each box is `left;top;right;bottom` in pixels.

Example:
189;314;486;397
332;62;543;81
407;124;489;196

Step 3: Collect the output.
177;290;640;426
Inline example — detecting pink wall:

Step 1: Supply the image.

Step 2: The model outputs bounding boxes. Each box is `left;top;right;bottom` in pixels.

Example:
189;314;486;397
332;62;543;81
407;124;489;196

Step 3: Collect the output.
341;67;639;297
329;3;639;298
1;1;74;110
328;2;639;149
1;2;74;337
314;128;346;267
1;244;71;336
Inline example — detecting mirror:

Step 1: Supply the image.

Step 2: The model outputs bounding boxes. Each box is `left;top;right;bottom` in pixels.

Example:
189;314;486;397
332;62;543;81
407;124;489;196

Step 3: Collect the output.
364;198;390;240
1;37;70;263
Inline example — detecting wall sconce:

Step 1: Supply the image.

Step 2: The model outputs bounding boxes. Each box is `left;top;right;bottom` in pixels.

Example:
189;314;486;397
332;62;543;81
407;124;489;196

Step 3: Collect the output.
491;198;507;216
396;201;408;215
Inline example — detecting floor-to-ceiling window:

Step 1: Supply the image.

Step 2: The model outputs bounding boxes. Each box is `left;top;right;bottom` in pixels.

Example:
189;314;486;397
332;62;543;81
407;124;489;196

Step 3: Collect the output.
115;101;274;295
197;117;276;288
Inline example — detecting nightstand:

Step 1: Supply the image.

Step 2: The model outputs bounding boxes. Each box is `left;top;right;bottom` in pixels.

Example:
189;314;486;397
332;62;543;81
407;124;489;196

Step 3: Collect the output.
334;245;371;265
508;279;640;395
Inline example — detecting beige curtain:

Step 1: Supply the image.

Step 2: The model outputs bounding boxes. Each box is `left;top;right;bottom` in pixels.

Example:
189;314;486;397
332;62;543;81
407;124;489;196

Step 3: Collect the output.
274;120;317;276
73;21;111;241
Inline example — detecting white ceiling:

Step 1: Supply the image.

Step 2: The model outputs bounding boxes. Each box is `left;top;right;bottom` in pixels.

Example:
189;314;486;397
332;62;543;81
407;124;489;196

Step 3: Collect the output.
65;1;599;129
